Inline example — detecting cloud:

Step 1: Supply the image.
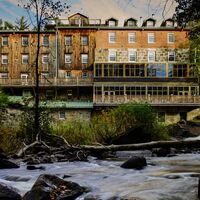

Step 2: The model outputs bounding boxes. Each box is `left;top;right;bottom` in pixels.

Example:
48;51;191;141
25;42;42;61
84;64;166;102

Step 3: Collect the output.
1;0;177;25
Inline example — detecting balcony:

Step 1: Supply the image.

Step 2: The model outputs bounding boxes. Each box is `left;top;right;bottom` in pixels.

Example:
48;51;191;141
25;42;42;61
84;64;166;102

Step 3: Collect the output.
0;77;93;87
94;95;200;106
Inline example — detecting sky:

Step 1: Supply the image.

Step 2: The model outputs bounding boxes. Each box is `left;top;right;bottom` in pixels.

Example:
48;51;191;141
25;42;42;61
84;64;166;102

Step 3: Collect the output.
0;0;176;26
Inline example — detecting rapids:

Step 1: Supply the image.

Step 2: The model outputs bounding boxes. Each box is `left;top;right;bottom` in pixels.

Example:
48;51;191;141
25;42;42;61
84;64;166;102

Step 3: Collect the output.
0;151;200;200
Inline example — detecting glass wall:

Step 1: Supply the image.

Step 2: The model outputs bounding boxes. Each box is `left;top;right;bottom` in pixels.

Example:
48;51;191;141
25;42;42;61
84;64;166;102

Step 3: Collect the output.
147;64;166;77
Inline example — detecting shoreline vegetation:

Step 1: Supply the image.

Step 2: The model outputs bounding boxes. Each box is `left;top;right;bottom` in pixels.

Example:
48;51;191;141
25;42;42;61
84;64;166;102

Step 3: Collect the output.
0;102;171;154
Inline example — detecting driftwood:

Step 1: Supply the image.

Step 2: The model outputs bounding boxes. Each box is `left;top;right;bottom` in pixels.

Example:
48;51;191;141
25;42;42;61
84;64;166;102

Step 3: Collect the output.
80;139;200;152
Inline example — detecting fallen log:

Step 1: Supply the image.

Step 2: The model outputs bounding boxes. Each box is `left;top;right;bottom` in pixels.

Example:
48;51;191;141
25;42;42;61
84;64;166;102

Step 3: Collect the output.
80;139;200;152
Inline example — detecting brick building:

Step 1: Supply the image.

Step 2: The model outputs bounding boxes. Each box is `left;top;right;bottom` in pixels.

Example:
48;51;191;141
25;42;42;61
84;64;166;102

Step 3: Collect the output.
0;13;199;124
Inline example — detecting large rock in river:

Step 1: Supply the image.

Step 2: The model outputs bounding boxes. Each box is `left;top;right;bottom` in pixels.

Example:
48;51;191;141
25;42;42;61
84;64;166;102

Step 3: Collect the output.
0;182;22;200
121;156;147;170
0;159;19;169
23;174;87;200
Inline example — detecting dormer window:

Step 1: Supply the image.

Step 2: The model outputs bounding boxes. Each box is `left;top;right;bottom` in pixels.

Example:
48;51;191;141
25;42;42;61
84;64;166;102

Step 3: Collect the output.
108;20;116;27
147;21;154;27
166;21;174;27
124;18;137;27
127;20;136;27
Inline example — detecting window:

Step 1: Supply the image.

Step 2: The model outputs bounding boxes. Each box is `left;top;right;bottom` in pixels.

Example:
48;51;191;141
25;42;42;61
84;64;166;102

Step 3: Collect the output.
42;35;49;46
22;54;29;64
166;21;174;27
109;32;116;43
23;90;31;97
0;73;8;78
65;54;72;63
41;73;49;79
81;36;88;45
21;73;28;85
148;33;155;43
168;50;175;61
82;71;88;78
65;71;71;78
148;50;156;62
108;49;117;62
22;36;29;46
147;21;154;27
147;64;166;77
1;55;8;64
128;49;137;62
168;33;175;43
81;54;88;64
65;36;72;45
42;54;49;64
2;36;8;46
127;20;136;27
128;33;136;43
59;111;66;120
108;20;116;27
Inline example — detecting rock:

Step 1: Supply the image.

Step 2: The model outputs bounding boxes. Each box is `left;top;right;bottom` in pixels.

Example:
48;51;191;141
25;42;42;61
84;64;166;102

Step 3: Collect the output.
0;182;22;200
23;174;88;200
27;158;40;165
152;148;171;157
0;159;19;169
26;165;45;170
0;153;8;160
4;175;31;182
121;156;147;170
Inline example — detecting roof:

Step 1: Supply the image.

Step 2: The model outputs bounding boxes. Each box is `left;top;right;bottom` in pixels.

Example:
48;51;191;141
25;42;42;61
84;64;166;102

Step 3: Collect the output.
68;13;89;19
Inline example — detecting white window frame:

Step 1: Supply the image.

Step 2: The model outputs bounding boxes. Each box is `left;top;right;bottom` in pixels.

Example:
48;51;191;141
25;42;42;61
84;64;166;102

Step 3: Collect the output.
1;54;8;64
65;54;72;63
168;50;176;61
81;36;88;45
128;32;136;43
127;20;136;27
65;36;72;45
108;20;116;27
148;50;156;62
166;21;174;27
2;36;8;46
42;35;49;46
108;49;117;62
147;20;154;27
109;32;116;43
0;73;8;78
148;33;155;43
81;54;88;64
42;54;49;64
22;54;29;64
22;36;29;46
59;111;66;120
128;49;137;62
65;71;71;78
168;33;175;43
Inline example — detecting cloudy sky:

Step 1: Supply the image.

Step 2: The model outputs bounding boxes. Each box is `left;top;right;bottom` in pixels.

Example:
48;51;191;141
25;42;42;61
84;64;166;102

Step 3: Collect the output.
0;0;176;25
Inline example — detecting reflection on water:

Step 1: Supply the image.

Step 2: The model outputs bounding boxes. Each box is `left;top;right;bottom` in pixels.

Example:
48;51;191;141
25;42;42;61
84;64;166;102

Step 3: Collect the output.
0;152;199;200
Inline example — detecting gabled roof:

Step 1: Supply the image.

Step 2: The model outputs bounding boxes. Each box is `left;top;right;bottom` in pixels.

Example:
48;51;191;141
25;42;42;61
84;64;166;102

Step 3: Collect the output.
142;18;156;26
124;17;137;26
161;18;175;27
68;13;88;19
105;17;118;26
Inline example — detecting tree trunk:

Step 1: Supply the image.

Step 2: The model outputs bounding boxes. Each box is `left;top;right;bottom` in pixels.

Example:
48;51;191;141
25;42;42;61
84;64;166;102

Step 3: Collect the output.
80;139;200;152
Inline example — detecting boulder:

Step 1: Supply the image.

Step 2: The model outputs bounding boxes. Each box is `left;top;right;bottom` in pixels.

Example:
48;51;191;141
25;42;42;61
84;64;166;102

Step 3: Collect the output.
0;159;19;169
0;182;22;200
152;148;171;157
23;174;87;200
121;156;147;170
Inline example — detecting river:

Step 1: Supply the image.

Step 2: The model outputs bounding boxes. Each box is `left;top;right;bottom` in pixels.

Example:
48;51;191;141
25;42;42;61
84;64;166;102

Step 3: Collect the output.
0;151;200;200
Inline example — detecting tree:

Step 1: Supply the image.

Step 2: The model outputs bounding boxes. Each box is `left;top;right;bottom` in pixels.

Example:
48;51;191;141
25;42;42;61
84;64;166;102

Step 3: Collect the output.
4;21;14;30
15;16;29;30
18;0;70;141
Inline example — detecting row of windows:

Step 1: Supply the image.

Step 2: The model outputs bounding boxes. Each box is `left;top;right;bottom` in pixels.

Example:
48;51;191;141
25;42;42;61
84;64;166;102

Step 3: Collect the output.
1;54;49;64
1;53;89;65
108;49;176;62
95;63;194;78
1;36;49;46
95;86;198;96
0;35;89;46
109;32;175;44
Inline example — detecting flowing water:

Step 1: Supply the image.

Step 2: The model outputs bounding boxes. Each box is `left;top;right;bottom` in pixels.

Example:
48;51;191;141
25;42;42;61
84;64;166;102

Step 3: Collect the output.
0;151;200;200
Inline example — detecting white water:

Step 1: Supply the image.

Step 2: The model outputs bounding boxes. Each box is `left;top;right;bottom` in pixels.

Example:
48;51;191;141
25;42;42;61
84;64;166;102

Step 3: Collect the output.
0;152;200;200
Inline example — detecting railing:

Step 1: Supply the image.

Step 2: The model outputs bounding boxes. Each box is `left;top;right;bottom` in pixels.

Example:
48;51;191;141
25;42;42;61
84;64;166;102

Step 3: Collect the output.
94;95;200;105
0;77;93;86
